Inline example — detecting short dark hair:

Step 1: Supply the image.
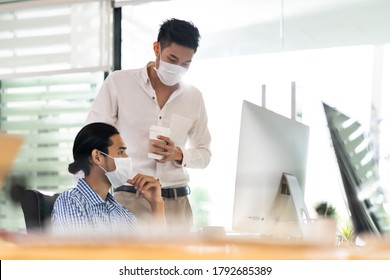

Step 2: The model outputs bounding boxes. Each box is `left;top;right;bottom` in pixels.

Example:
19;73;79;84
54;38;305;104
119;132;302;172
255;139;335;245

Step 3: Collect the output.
68;122;119;176
157;18;200;52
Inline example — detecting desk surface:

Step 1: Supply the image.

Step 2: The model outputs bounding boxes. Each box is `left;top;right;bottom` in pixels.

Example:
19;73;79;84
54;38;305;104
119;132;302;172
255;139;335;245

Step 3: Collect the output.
1;231;390;260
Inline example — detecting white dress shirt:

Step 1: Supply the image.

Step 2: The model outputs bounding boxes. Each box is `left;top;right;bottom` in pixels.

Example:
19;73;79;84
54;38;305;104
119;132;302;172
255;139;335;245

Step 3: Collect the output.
86;63;211;188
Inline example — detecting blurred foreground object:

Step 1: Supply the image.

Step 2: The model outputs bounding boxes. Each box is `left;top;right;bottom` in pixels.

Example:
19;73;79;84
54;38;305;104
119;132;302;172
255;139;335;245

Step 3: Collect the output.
0;132;23;189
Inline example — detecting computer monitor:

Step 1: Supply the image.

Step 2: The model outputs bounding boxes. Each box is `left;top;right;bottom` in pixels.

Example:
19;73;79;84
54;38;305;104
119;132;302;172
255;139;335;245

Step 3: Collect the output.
323;102;390;238
232;100;310;237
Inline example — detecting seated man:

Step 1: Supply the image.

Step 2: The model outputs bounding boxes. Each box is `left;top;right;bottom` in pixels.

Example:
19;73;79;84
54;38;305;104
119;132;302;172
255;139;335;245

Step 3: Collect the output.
51;122;165;236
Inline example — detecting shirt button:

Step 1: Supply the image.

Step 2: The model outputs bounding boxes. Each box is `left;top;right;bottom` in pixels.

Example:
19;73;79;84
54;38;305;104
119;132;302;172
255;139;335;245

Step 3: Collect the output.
159;116;162;119
152;96;155;100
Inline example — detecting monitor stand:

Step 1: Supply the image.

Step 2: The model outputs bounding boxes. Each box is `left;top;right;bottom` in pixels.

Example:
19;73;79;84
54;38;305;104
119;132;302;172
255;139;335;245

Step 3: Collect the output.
268;173;310;239
282;173;310;223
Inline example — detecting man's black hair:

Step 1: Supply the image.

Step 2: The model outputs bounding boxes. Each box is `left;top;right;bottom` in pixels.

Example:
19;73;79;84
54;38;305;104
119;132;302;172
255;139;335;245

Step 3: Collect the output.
157;18;200;52
68;122;119;176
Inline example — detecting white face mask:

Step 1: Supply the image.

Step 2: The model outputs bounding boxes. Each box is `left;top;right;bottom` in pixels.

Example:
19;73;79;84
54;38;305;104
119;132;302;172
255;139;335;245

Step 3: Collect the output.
98;151;132;189
155;58;188;86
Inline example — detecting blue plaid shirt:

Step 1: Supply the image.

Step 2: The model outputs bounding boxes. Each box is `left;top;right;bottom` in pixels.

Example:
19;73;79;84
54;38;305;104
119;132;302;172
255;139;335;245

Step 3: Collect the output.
51;178;136;236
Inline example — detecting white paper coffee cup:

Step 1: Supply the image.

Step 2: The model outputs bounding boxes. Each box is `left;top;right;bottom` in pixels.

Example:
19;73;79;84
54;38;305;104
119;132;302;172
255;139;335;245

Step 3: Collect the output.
148;125;171;160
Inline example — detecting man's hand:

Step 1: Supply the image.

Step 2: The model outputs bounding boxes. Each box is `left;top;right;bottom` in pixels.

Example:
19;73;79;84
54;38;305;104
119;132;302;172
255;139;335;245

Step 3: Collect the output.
151;135;183;164
128;173;166;226
129;173;162;204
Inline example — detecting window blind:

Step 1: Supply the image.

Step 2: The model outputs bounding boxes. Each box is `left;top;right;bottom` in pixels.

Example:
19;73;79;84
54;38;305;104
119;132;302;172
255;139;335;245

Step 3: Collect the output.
0;72;104;191
0;0;112;79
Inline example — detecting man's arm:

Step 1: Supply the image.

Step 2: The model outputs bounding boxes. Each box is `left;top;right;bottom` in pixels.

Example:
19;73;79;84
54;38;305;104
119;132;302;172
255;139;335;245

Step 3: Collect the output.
86;75;118;125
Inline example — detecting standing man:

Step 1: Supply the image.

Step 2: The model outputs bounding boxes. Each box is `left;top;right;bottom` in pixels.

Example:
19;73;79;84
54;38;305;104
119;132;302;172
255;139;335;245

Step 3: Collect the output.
86;18;211;231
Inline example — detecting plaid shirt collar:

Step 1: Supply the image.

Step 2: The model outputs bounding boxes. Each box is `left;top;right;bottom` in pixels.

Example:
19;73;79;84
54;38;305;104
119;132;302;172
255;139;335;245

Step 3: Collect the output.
76;178;117;207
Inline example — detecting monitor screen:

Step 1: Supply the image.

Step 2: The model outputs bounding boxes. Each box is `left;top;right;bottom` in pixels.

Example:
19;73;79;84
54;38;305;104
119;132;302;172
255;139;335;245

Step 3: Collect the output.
323;102;390;238
232;100;310;237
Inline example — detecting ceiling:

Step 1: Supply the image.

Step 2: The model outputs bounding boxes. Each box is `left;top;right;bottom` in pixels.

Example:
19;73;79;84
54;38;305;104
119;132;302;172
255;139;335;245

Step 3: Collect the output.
120;0;390;59
2;0;390;58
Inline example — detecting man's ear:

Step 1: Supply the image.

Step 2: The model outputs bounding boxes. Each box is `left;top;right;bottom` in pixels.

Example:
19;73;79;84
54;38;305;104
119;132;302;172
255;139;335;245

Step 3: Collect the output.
153;41;159;57
90;149;103;165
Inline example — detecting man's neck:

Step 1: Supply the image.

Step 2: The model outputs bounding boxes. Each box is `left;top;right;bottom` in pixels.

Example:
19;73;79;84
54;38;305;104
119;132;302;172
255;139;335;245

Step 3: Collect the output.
84;176;110;200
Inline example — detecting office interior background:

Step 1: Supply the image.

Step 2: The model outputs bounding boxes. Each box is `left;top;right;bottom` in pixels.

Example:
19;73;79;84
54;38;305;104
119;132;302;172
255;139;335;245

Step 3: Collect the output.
1;0;390;233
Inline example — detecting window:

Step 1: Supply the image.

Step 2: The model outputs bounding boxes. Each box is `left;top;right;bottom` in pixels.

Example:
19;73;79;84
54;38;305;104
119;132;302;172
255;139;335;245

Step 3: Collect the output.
0;0;111;232
0;71;105;231
0;0;112;77
1;72;104;191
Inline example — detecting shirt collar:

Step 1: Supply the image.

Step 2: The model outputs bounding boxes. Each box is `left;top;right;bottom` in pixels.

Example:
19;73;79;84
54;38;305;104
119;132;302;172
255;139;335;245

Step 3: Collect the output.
76;178;116;206
142;62;153;87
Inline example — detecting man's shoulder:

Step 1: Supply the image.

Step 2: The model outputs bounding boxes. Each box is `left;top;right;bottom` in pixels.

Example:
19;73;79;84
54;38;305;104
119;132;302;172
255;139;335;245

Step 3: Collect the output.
104;68;145;87
53;188;81;212
108;68;143;78
57;187;81;200
180;83;204;100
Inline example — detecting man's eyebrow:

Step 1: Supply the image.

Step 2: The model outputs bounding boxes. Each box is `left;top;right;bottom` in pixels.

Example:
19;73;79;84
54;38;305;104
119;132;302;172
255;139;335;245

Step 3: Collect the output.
118;146;127;151
168;53;192;64
168;53;179;60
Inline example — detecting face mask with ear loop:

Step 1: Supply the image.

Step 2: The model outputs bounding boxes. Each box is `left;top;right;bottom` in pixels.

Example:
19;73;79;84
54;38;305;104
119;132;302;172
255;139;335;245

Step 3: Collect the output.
154;44;188;86
98;151;133;190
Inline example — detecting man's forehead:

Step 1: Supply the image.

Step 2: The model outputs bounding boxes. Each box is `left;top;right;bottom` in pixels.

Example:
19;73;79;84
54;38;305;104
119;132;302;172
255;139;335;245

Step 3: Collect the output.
109;134;126;149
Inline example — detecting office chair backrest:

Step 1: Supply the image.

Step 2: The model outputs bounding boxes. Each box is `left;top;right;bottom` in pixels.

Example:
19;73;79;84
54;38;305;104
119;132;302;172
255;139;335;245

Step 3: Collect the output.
20;189;59;233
